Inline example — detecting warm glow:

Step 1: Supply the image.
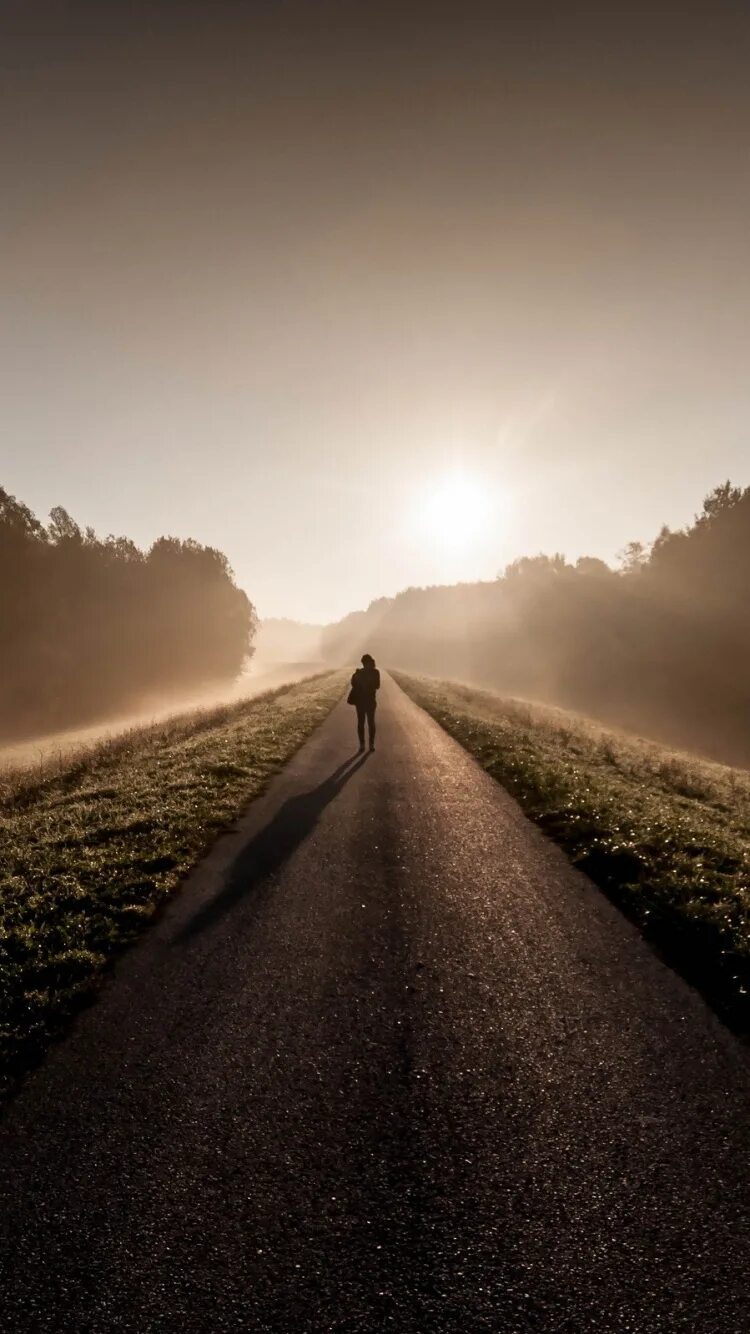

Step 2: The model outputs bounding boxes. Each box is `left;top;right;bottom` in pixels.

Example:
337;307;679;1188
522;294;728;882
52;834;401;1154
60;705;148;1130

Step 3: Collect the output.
415;472;494;549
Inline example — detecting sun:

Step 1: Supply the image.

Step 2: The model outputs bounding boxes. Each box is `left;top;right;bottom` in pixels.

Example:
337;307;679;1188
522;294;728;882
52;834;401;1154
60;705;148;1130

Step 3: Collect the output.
415;471;493;548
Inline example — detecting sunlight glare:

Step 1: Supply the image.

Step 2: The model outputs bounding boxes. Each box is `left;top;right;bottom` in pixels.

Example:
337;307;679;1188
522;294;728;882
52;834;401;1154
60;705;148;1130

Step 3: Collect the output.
415;472;494;549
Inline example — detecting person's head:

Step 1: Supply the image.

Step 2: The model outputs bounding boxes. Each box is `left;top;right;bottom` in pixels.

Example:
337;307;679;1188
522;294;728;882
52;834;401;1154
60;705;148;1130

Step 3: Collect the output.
361;653;375;668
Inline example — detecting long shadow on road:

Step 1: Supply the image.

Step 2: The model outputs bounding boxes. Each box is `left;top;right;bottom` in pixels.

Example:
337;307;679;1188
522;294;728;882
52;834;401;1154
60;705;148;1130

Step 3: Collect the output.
176;751;371;944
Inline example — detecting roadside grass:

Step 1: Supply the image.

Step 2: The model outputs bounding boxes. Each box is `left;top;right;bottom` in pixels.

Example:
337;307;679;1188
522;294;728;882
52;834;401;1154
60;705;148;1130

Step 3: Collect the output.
0;671;346;1101
393;671;750;1036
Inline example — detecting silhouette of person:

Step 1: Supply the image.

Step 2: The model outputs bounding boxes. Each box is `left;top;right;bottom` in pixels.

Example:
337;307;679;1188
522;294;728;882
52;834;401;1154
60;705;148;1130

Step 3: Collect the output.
350;653;380;752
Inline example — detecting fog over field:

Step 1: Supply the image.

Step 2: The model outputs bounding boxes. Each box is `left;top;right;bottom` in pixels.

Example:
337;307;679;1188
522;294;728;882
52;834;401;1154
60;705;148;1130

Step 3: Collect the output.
2;2;749;766
254;619;324;665
322;483;750;768
0;657;325;773
2;477;750;772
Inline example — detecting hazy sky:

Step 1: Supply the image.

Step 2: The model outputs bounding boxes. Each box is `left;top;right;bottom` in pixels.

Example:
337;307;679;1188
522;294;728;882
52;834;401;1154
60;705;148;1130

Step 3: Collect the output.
2;1;749;621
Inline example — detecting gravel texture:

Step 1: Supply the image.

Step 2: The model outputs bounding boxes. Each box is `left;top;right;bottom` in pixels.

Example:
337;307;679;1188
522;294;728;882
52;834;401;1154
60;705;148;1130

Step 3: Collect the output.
0;676;748;1332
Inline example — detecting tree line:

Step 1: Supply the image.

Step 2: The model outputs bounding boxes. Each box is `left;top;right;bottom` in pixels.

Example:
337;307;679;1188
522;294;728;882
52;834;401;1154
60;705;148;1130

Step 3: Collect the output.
0;486;256;741
322;482;750;765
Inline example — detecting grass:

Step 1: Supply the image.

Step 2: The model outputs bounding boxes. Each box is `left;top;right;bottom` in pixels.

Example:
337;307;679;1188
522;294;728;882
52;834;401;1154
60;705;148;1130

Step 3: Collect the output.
393;671;750;1037
0;670;346;1101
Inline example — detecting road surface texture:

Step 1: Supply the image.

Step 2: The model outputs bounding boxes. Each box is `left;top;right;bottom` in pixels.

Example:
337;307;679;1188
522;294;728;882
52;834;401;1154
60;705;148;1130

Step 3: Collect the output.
1;677;749;1333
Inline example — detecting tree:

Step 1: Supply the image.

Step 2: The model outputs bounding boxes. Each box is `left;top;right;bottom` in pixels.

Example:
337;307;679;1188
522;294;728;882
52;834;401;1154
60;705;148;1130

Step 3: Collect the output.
48;506;83;544
575;556;612;577
504;553;570;579
0;486;45;539
696;481;744;527
617;540;648;573
0;484;256;740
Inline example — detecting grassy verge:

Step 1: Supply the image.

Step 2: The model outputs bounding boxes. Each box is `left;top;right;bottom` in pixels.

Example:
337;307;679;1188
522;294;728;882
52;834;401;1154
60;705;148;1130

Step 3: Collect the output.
393;671;750;1036
0;671;346;1100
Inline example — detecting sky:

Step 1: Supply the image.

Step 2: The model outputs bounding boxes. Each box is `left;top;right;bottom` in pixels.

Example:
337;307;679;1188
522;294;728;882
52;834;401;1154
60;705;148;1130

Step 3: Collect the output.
2;0;749;622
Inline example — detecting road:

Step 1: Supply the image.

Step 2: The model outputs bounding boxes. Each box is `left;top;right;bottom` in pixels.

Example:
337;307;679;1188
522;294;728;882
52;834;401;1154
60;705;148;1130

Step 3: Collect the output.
0;676;748;1332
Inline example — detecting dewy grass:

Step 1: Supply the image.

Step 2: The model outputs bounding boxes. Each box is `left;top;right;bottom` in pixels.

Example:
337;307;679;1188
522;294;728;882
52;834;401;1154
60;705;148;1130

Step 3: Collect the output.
0;671;346;1101
394;671;750;1037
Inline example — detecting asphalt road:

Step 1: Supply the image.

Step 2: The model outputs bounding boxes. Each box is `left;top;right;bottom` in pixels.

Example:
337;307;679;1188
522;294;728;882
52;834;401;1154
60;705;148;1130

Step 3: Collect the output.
1;677;749;1332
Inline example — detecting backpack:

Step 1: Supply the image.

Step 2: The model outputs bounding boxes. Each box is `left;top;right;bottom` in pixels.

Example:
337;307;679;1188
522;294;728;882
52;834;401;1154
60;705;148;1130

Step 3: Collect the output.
347;668;362;705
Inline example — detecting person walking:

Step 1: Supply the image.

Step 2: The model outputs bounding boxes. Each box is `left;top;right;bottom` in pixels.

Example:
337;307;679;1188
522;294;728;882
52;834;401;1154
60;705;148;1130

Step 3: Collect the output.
349;653;380;752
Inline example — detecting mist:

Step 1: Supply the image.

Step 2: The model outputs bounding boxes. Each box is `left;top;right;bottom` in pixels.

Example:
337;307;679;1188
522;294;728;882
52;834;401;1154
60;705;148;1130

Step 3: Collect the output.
254;618;323;666
0;485;332;769
4;476;749;771
0;485;255;747
322;482;750;767
2;2;749;768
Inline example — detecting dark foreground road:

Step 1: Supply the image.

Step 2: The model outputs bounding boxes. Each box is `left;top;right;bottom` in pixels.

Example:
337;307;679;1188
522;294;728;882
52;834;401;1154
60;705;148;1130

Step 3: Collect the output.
1;678;749;1332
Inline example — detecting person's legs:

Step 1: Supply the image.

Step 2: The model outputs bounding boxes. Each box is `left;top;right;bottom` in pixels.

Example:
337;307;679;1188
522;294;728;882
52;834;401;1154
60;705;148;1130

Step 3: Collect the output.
367;704;376;750
356;705;366;750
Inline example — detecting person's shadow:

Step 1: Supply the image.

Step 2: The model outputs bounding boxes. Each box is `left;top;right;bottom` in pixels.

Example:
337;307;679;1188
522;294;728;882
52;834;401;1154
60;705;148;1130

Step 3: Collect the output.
176;751;370;944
